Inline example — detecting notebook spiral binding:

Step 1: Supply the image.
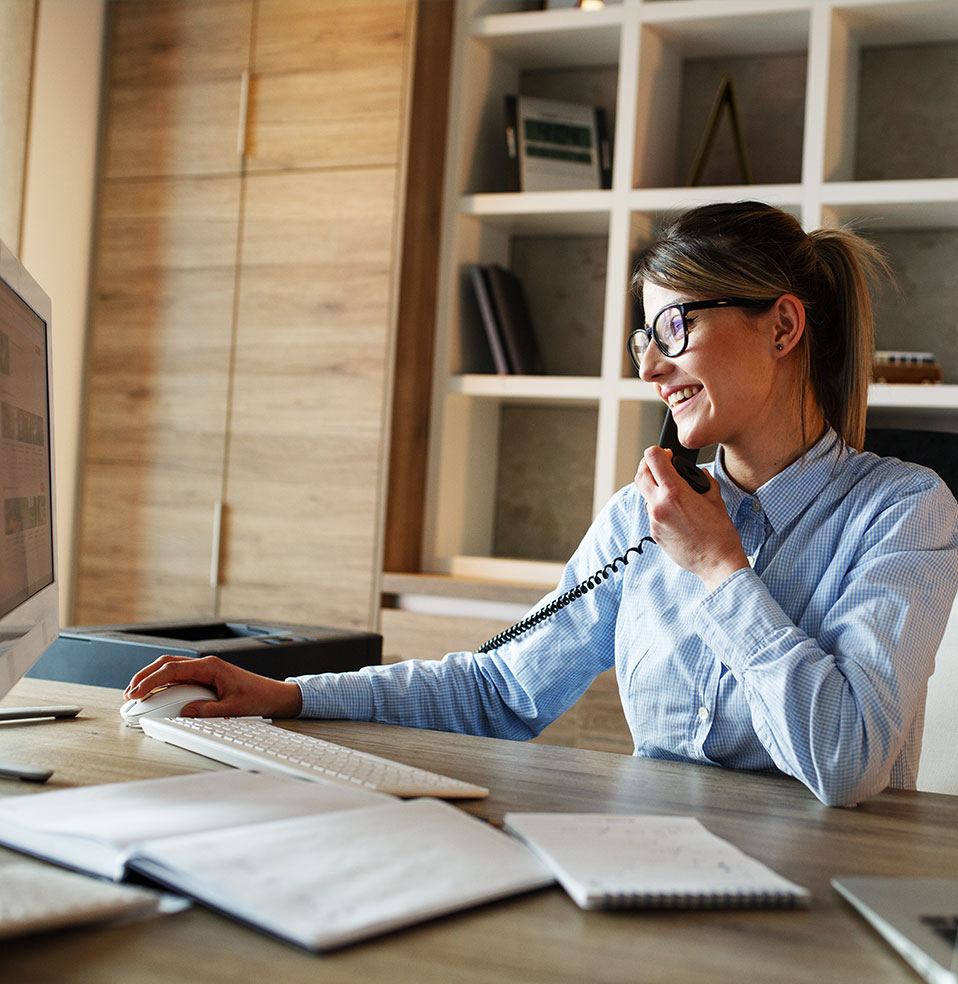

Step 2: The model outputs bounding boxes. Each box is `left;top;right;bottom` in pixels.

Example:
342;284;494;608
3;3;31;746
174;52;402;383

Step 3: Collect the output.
476;538;656;654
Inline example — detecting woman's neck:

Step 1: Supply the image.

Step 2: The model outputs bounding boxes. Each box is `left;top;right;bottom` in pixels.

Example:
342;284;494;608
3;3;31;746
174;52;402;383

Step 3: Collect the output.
722;403;827;494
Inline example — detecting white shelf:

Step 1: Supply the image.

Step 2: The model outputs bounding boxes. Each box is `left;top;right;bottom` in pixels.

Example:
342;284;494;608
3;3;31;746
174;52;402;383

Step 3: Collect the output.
868;384;958;411
450;374;604;401
423;0;958;579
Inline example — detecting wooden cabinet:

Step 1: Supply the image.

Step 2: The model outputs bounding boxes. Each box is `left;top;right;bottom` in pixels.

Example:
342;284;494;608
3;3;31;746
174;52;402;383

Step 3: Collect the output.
75;0;415;631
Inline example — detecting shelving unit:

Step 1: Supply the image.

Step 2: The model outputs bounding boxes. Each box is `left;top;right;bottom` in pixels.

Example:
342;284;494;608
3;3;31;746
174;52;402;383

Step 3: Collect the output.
421;0;958;590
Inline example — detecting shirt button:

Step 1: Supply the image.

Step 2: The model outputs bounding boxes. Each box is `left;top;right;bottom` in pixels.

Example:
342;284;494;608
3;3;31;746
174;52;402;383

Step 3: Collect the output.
751;500;762;512
698;706;710;722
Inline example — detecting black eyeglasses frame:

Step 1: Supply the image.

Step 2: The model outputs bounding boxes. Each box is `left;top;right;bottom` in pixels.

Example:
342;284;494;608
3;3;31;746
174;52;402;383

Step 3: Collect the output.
627;296;776;371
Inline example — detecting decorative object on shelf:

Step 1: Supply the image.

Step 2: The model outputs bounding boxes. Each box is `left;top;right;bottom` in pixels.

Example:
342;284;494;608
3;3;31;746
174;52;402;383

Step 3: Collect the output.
469;264;544;375
871;350;943;384
505;94;611;192
686;73;755;186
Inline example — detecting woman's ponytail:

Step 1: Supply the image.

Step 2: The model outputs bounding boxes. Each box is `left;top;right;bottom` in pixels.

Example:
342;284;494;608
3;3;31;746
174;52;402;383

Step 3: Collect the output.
806;228;889;451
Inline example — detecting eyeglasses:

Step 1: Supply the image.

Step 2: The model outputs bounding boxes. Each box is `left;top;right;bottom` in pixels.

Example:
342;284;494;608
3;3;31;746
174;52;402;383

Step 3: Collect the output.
627;297;775;370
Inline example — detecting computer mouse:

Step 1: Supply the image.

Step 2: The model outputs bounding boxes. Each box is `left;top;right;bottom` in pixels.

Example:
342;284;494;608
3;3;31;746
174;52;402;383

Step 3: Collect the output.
120;684;218;728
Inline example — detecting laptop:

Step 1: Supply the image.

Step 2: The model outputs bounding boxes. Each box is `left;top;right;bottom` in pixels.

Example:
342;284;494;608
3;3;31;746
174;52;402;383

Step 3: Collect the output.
833;877;958;984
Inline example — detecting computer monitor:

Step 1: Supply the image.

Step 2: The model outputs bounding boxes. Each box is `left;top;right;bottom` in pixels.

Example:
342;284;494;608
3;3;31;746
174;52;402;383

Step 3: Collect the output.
0;239;75;781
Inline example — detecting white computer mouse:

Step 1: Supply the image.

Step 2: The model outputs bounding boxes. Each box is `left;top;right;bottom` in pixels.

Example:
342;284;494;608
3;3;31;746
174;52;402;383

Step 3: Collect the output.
120;684;218;728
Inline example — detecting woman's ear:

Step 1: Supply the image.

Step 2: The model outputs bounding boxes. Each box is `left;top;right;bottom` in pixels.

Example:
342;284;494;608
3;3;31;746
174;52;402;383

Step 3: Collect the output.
770;294;806;357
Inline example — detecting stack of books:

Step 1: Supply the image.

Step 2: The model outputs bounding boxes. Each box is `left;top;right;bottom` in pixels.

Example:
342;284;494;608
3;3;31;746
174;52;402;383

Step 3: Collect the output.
469;264;544;375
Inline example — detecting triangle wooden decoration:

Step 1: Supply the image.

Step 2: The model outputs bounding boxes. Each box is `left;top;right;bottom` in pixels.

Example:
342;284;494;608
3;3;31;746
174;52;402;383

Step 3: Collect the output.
686;73;755;186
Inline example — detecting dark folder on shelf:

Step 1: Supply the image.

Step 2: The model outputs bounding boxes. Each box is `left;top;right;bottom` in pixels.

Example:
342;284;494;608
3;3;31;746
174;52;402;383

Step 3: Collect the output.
484;264;544;375
470;264;512;374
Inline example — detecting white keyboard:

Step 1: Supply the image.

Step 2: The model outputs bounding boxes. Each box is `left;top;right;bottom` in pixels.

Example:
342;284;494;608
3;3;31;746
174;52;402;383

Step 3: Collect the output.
0;860;165;939
140;716;489;799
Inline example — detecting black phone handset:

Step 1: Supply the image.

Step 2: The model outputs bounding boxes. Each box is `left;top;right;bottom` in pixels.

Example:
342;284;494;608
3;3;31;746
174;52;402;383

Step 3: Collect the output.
476;412;707;654
659;410;710;493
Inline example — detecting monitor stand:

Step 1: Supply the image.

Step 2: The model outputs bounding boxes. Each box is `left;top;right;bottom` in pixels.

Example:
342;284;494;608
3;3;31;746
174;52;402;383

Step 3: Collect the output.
0;705;82;782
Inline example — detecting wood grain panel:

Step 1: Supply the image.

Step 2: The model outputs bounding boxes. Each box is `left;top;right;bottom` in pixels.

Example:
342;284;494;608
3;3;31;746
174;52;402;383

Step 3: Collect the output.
104;79;247;179
75;176;240;624
217;167;402;629
245;70;406;171
74;461;220;624
251;0;408;76
86;176;239;470
103;0;252;178
108;0;252;85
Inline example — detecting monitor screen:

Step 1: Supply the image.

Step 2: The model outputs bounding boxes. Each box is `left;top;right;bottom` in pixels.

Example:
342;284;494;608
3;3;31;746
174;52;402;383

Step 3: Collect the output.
0;240;58;703
0;276;54;618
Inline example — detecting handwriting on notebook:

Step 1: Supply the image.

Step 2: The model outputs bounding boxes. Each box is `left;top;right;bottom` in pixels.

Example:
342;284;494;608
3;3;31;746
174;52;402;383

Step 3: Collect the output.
503;813;810;910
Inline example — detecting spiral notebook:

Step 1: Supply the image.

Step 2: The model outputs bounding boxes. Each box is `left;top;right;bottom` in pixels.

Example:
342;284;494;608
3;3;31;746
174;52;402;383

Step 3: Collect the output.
503;813;810;910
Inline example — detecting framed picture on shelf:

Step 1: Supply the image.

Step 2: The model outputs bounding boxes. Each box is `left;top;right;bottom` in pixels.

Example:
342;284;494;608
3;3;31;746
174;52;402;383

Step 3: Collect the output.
505;94;611;192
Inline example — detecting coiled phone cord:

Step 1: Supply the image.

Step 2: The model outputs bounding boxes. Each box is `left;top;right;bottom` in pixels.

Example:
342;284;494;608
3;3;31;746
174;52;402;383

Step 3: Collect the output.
475;537;656;654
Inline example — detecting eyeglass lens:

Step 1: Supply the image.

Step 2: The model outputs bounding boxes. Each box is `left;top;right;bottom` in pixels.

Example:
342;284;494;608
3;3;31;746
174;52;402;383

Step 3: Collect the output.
629;306;686;365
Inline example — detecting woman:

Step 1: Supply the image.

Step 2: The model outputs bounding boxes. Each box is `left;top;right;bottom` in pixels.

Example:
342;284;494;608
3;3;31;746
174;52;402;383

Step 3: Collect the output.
125;202;958;807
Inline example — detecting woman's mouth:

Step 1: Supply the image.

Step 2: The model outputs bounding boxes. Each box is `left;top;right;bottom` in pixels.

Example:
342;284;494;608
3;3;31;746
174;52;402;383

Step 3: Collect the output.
667;386;701;409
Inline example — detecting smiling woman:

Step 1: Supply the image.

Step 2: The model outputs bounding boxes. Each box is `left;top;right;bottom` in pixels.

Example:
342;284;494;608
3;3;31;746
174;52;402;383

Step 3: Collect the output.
125;201;958;810
632;201;886;467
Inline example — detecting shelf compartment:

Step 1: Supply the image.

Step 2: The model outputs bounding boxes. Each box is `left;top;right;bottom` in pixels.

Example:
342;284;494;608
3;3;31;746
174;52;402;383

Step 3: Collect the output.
826;3;958;183
459;12;620;195
454;213;608;377
428;393;599;570
633;6;810;189
818;205;958;385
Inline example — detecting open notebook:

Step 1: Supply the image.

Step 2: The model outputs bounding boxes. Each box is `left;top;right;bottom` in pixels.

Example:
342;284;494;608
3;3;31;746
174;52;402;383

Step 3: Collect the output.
0;769;552;950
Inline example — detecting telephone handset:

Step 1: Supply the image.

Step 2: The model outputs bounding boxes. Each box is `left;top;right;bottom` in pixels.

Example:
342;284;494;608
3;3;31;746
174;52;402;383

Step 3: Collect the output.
475;411;708;653
658;410;710;494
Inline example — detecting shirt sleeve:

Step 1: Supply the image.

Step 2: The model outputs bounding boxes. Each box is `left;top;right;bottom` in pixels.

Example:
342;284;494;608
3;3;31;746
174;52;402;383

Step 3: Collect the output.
697;474;958;807
290;485;641;738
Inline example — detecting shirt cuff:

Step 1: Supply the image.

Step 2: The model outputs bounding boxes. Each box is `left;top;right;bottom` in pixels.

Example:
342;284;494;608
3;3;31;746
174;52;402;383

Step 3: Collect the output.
286;671;375;720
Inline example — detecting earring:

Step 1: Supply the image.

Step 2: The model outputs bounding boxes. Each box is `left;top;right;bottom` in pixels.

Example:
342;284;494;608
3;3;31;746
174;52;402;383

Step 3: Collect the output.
776;344;784;351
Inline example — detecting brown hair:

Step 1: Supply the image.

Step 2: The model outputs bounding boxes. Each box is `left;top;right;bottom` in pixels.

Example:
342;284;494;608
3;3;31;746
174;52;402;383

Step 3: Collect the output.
631;201;889;451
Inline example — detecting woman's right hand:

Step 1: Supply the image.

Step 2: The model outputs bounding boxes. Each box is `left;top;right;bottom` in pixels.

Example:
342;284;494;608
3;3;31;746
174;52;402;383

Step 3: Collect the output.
123;654;304;718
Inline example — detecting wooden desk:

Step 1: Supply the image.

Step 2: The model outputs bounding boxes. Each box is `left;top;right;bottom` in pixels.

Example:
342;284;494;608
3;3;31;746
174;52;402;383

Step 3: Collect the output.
3;678;957;984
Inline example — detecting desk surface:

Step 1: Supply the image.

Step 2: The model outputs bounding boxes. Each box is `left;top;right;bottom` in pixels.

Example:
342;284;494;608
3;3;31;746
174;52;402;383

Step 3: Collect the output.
3;678;958;984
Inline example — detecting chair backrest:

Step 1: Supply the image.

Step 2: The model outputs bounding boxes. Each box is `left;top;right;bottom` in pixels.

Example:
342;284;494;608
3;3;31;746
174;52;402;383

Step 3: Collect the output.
864;428;958;498
864;428;958;794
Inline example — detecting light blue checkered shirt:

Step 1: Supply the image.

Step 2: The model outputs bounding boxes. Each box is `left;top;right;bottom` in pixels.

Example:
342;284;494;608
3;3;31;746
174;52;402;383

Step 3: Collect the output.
292;430;958;806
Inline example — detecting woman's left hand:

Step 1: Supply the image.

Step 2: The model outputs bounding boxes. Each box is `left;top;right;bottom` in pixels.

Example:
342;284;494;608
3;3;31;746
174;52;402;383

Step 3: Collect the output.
635;446;749;591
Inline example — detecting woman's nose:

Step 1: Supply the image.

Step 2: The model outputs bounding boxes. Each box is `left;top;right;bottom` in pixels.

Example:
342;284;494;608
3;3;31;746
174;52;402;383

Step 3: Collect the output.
638;341;667;382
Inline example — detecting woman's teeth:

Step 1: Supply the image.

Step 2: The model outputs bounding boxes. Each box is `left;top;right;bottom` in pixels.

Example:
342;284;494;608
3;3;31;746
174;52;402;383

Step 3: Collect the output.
667;386;701;408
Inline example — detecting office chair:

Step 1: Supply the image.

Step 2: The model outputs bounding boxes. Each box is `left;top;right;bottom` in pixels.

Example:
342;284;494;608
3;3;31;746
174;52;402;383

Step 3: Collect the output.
863;428;958;795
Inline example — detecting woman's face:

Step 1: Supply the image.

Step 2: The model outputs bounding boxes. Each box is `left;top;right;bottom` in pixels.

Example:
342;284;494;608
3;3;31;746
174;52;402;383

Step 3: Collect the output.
638;282;783;455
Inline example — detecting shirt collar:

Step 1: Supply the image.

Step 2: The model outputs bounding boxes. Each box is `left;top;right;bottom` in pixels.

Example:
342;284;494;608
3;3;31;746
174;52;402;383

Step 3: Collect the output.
712;429;846;534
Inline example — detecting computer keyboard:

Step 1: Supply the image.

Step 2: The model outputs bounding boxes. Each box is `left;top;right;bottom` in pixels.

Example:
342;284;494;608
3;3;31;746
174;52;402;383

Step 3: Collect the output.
0;860;166;939
140;716;489;799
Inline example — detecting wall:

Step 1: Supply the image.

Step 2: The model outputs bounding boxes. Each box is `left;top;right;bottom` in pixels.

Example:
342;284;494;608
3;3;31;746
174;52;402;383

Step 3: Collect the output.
21;0;106;623
0;0;36;250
